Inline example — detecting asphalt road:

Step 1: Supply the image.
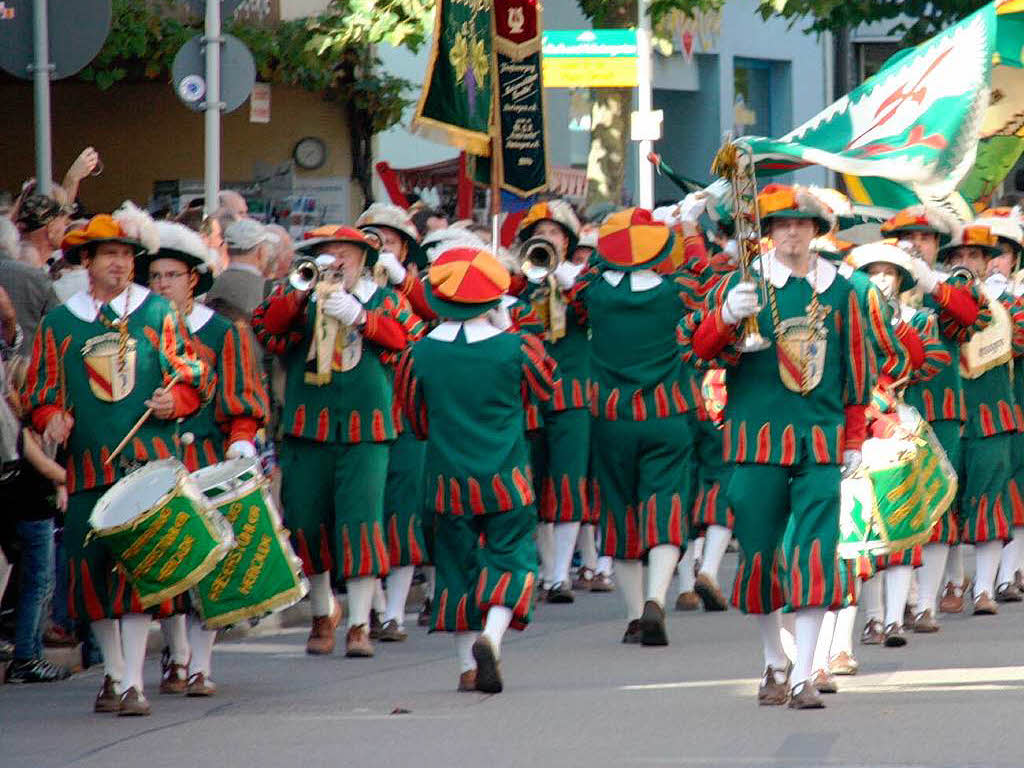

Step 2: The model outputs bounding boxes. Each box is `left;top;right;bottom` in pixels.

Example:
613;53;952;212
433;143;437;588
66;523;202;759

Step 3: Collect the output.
3;554;1024;768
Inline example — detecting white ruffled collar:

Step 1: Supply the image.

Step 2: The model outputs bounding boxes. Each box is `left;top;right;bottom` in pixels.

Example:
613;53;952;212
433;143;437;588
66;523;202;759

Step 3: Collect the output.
65;285;151;323
601;269;663;291
427;317;503;344
757;251;837;292
187;303;214;333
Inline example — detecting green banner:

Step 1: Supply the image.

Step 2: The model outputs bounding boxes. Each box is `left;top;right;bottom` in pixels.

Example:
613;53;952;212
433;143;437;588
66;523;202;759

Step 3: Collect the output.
412;0;494;156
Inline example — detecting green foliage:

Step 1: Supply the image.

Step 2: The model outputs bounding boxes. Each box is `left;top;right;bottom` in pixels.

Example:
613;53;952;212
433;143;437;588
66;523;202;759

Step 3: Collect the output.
577;0;725;27
756;0;989;44
76;0;431;134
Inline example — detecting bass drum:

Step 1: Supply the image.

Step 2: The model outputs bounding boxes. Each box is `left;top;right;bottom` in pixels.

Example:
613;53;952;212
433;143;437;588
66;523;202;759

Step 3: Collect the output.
190;458;308;629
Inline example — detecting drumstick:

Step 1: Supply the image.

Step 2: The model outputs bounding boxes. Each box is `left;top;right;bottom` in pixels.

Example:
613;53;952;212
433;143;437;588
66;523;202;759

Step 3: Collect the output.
105;373;181;465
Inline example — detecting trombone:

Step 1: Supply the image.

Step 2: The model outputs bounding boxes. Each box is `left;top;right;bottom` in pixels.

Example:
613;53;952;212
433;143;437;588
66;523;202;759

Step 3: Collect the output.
710;139;770;352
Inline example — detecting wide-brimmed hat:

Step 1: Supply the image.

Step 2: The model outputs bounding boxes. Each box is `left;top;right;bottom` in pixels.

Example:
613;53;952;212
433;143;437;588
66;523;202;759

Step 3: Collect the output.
757;184;835;235
356;202;427;269
850;240;917;290
135;220;218;295
812;232;855;260
426;246;510;321
295;225;379;268
880;205;960;245
975;208;1023;251
60;205;156;265
516;200;581;253
596;207;674;272
938;223;1003;260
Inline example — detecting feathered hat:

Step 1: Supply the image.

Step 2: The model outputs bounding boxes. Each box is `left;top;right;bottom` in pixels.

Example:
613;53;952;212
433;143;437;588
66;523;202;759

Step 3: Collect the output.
295;225;379;268
938;223;1003;260
880;205;961;246
516;200;581;253
60;201;159;264
356;202;427;269
756;184;836;235
850;240;917;290
135;220;218;294
974;207;1023;251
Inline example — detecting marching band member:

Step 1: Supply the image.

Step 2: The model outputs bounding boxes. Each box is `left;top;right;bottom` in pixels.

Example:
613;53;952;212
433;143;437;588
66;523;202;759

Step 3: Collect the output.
655;195;736;612
397;246;556;693
516;202;591;604
880;208;988;621
252;226;421;658
682;184;872;709
933;224;1023;614
141;221;269;696
973;211;1024;601
568;207;698;645
849;241;951;652
23;206;211;716
356;203;429;641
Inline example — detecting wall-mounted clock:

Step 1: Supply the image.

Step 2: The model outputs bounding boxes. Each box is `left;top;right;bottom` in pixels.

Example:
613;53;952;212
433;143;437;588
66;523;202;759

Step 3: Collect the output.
293;136;327;170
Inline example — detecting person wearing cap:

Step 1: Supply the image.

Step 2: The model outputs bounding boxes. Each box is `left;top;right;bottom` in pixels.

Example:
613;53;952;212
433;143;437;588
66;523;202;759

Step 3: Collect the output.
653;194;740;614
396;246;556;693
930;223;1024;615
559;207;698;647
252;225;422;658
140;220;270;696
206;218;273;316
514;201;592;604
880;207;992;618
22;205;212;717
835;241;953;662
682;184;873;709
977;209;1024;599
354;203;431;642
15;191;72;270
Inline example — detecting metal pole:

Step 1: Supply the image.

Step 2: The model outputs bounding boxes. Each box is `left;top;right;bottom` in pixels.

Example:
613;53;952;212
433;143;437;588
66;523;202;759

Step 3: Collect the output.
31;0;52;195
636;0;653;209
204;0;222;215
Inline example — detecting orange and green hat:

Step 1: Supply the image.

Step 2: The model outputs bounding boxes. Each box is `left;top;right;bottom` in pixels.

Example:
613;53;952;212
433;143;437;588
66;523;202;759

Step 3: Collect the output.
756;184;835;235
880;205;958;245
938;223;1003;260
516;200;581;253
596;207;674;272
60;214;148;265
426;247;511;320
295;224;379;268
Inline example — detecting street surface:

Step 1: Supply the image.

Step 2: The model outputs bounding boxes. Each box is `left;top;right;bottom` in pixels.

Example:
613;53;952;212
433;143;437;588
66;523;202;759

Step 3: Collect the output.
3;554;1024;768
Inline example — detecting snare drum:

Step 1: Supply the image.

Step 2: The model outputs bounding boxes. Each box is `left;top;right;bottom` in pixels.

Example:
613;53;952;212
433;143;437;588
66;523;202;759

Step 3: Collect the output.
191;458;307;629
89;459;234;609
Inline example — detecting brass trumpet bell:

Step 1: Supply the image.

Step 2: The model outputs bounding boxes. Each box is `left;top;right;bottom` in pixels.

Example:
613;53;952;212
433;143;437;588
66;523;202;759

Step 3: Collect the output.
288;256;321;292
520;236;560;282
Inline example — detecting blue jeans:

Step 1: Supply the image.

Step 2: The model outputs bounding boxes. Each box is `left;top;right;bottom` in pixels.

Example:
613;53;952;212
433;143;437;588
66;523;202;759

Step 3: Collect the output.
14;519;55;661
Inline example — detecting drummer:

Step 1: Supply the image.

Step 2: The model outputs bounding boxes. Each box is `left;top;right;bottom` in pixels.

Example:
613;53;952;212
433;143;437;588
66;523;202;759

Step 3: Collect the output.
252;225;421;658
879;207;987;619
140;220;270;696
22;205;212;717
849;240;952;650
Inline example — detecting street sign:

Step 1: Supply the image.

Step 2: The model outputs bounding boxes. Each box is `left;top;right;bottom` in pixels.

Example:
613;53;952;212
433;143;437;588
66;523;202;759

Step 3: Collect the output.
172;33;255;113
183;0;247;18
0;0;111;79
541;29;638;88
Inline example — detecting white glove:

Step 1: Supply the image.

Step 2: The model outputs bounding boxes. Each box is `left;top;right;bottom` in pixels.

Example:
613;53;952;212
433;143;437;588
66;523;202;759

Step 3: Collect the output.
486;304;512;330
322;289;365;326
911;257;939;294
677;191;708;223
552;260;585;291
720;281;761;325
985;272;1009;300
841;449;862;478
376;251;407;285
226;440;257;459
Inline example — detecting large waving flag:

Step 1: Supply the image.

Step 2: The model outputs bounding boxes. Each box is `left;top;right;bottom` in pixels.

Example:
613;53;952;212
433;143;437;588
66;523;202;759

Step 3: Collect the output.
742;0;1024;217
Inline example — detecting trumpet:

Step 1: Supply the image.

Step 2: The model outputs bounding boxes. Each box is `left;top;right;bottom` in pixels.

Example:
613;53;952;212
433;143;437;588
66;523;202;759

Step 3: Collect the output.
520;236;560;282
520;236;567;342
289;256;323;292
710;139;770;352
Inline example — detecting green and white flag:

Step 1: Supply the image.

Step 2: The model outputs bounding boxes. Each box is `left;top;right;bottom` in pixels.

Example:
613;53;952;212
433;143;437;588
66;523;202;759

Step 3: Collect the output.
742;1;1024;215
